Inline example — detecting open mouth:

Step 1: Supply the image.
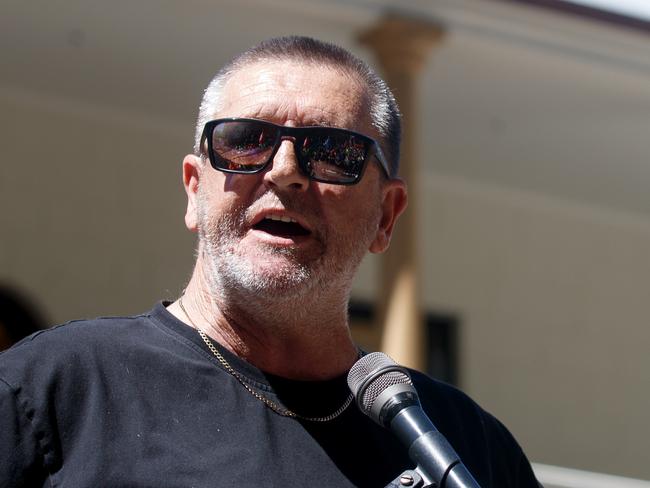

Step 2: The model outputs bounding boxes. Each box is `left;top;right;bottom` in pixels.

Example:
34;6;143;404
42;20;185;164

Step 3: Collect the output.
253;215;311;238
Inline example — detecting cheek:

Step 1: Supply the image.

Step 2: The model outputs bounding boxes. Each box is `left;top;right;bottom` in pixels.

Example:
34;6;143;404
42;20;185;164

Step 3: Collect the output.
317;187;354;222
199;173;256;213
196;186;233;227
222;172;259;194
319;186;382;238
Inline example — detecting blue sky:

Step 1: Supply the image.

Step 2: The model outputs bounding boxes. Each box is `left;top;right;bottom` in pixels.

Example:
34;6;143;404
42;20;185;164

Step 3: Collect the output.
564;0;650;21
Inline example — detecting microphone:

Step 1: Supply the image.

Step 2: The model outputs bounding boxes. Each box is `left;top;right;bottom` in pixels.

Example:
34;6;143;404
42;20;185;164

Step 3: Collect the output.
347;352;481;488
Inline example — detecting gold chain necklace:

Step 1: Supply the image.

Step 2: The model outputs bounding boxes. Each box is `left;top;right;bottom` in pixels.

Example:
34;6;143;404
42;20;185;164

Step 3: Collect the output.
178;297;353;422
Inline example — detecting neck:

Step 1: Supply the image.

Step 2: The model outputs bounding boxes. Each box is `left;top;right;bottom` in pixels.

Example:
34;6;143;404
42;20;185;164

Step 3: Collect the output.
169;260;359;380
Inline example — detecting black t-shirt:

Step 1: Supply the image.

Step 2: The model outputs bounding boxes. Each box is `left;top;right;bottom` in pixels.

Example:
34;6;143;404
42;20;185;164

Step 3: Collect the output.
0;303;540;487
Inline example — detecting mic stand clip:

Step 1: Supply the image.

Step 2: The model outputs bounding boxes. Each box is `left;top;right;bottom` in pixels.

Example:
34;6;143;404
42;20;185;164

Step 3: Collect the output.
385;468;437;488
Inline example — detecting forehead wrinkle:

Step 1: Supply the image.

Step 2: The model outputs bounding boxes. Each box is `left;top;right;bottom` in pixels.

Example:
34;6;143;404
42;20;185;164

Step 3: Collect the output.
218;60;371;132
223;89;360;128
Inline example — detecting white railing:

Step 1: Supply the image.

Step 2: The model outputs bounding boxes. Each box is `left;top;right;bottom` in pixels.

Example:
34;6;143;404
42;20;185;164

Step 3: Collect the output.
533;463;650;488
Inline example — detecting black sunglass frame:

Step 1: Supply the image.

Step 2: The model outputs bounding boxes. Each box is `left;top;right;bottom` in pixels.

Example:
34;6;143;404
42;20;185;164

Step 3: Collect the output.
200;118;391;185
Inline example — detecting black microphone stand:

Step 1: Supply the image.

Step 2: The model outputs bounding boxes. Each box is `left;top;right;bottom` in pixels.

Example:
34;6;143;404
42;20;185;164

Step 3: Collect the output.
385;468;429;488
386;465;480;488
383;405;481;488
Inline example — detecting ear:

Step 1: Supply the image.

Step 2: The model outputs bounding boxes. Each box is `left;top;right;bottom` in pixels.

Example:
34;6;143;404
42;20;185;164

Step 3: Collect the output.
369;178;408;254
183;154;202;233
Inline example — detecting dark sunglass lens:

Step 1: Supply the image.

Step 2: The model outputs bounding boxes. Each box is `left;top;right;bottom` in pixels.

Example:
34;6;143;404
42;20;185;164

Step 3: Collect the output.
211;121;277;171
301;132;368;183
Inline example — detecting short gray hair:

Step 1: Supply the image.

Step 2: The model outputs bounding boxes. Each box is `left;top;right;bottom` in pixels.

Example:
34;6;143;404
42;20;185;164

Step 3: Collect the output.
193;36;402;177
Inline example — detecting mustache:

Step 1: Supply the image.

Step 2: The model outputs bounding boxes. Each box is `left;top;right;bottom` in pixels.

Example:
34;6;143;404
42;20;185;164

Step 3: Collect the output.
197;187;324;243
245;190;321;225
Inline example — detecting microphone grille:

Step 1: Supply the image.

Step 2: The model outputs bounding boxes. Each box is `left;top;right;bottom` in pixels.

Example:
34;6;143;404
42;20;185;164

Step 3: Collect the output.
347;352;412;413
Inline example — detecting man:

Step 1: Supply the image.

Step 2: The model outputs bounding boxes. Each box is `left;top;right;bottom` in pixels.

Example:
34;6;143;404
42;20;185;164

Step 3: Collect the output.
0;37;540;487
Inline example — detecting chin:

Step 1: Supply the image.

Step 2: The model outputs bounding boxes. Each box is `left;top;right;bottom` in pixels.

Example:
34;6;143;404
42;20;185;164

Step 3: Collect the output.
216;256;316;298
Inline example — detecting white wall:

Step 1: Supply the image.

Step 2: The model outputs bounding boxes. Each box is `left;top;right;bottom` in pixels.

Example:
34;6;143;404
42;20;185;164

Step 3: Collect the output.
0;86;195;324
416;173;650;479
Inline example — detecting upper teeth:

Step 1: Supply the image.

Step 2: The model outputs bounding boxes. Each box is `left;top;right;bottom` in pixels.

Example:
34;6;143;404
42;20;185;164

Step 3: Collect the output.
267;215;297;223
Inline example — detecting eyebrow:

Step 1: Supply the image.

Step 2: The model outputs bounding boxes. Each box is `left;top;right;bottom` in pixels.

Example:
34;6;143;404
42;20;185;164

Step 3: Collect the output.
235;109;344;130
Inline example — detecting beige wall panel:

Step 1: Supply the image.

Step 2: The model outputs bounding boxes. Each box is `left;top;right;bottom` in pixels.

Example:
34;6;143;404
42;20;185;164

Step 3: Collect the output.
419;174;650;479
0;90;196;324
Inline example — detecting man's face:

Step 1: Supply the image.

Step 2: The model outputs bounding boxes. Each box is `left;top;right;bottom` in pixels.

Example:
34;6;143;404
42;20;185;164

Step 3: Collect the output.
184;60;405;300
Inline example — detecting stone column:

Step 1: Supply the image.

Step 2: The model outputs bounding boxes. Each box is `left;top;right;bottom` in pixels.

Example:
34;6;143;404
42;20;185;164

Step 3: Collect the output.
359;15;444;370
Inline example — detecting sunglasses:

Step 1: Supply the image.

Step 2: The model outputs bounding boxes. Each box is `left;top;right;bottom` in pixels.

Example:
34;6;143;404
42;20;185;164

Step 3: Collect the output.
200;118;391;185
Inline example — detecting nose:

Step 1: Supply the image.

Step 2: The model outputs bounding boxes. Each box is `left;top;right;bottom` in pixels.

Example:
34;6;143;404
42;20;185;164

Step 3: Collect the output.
263;137;310;191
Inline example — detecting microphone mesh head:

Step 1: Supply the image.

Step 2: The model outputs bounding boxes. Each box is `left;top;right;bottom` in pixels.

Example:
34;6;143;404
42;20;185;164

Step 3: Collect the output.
347;352;412;414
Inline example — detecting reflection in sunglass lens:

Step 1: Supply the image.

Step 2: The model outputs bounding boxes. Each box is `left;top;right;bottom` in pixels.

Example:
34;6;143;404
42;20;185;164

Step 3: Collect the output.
301;133;367;184
212;121;277;171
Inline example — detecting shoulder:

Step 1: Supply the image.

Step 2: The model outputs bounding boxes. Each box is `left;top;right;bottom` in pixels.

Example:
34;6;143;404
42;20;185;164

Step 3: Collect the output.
409;368;518;446
407;369;539;487
4;310;150;350
0;308;168;483
0;310;158;388
408;369;487;423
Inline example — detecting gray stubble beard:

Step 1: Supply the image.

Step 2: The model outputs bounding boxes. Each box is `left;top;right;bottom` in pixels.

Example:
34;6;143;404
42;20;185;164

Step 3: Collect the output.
195;187;379;318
